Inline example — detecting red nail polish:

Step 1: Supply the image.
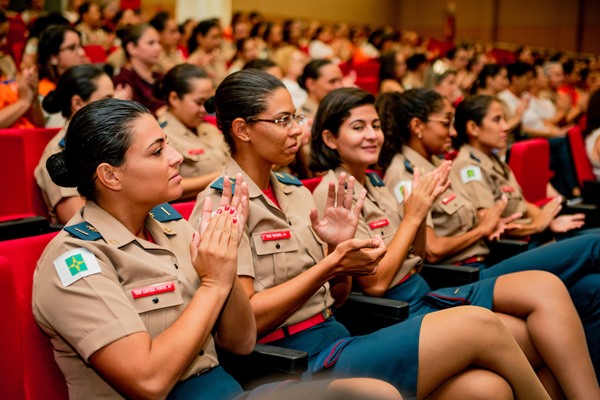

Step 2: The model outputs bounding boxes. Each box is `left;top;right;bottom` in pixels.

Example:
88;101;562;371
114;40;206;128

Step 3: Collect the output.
230;209;235;214
233;218;237;224
225;206;230;211
217;209;222;214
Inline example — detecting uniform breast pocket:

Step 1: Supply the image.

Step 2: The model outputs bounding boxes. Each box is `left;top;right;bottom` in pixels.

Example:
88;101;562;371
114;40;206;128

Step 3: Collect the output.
124;275;183;314
252;229;300;285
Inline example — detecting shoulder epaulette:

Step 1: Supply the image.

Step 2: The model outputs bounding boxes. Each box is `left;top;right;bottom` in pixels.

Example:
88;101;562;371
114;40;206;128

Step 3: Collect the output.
159;120;168;129
150;203;183;222
469;152;481;163
403;160;414;175
64;222;102;241
58;137;66;149
274;172;302;186
366;171;385;187
209;176;237;192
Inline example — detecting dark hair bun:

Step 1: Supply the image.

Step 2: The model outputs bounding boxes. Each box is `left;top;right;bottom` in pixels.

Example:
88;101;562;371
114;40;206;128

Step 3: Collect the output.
42;90;62;114
204;96;216;114
46;151;78;188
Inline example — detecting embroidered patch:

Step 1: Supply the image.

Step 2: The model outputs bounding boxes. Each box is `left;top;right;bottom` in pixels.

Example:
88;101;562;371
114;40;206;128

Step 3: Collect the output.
393;180;412;203
460;166;482;183
53;248;101;287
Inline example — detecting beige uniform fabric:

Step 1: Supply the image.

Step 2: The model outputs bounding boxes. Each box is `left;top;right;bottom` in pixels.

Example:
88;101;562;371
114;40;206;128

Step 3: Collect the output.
313;168;422;288
32;202;219;400
34;126;81;224
451;144;530;221
156;49;186;74
159;111;229;178
192;158;334;329
385;146;489;264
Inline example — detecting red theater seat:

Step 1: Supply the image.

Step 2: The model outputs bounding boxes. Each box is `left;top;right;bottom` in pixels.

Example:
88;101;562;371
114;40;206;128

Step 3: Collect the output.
0;231;67;400
0;128;60;220
508;138;553;205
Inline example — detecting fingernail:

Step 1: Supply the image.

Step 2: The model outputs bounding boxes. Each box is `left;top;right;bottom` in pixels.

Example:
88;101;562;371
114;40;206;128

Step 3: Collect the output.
233;218;237;224
217;209;223;214
229;209;235;214
225;206;230;211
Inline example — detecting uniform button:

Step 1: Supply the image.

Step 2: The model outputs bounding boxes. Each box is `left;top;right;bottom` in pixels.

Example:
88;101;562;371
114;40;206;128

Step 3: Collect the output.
275;243;281;249
381;231;384;235
199;350;204;356
152;297;159;304
289;221;292;226
174;264;179;269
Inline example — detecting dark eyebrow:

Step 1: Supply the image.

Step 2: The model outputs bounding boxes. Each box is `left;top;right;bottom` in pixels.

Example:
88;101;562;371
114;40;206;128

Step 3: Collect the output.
147;136;166;150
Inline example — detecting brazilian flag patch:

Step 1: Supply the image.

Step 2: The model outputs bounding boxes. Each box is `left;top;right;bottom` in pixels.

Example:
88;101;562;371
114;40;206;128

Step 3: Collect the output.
53;248;101;287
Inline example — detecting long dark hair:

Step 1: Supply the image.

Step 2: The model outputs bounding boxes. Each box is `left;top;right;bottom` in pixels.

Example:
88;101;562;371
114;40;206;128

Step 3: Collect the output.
310;87;375;172
42;64;108;118
47;99;149;201
37;25;81;83
376;88;445;171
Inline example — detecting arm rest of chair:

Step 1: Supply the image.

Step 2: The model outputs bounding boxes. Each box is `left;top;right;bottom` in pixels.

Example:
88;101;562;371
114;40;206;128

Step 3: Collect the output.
486;238;530;264
582;180;600;206
0;216;51;241
562;200;600;227
218;344;308;390
335;293;409;335
420;264;480;290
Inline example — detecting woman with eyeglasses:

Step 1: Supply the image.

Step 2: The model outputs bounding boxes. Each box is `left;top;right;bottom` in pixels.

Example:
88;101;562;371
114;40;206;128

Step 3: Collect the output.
33;97;403;400
37;24;89;127
310;87;599;397
190;69;556;400
154;64;228;200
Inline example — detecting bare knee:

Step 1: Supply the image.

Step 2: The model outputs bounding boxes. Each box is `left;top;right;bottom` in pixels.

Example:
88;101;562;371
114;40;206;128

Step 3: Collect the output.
425;369;513;400
328;378;402;400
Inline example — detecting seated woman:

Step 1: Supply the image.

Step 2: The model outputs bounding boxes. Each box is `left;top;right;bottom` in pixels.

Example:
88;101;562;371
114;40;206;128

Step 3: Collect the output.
423;59;461;106
191;69;557;400
0;65;44;128
32;97;401;400
378;50;407;94
154;64;228;200
37;24;88;127
584;88;600;180
450;94;592;240
35;65;117;224
376;88;600;378
187;19;228;87
149;11;186;74
309;86;599;398
114;23;166;117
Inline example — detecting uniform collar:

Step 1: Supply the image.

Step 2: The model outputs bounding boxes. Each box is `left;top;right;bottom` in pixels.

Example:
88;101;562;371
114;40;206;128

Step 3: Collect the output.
224;158;291;215
80;201;177;249
462;144;507;176
402;145;435;174
161;111;197;138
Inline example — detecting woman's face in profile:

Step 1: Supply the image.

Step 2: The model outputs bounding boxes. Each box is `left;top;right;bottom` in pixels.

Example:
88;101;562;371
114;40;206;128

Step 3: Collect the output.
115;113;184;205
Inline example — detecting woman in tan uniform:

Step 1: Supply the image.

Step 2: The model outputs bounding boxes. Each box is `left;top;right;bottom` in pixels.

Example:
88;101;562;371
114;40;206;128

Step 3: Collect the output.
33;98;398;400
309;86;599;398
155;64;228;199
450;94;586;239
35;64;116;224
191;69;556;400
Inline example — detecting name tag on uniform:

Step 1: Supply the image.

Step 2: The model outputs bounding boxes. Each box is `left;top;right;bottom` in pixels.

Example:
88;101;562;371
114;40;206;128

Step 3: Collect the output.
501;186;515;193
441;193;457;204
131;282;175;299
188;148;205;155
261;231;291;241
369;219;389;229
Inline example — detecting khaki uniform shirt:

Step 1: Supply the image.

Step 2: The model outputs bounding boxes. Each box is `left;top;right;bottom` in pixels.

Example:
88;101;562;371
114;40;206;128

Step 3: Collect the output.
32;202;219;400
157;49;186;75
159;111;229;178
385;146;489;264
313;168;422;288
451;145;530;222
34;126;81;224
192;158;334;328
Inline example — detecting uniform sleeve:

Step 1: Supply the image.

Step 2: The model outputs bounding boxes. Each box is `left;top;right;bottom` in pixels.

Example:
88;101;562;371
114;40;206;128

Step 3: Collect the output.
450;158;496;210
33;244;147;361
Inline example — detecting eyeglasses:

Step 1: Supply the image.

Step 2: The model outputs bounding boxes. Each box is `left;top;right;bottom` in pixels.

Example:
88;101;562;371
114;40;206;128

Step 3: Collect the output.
59;43;82;53
428;117;455;129
246;113;306;129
